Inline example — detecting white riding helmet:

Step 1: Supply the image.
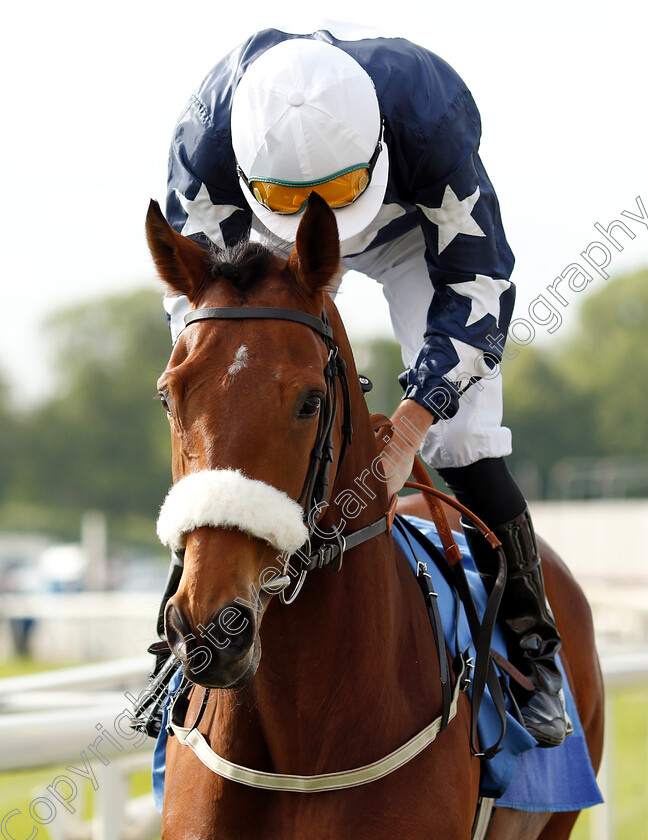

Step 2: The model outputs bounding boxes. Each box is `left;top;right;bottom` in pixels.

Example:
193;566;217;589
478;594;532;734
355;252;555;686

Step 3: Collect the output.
231;39;389;244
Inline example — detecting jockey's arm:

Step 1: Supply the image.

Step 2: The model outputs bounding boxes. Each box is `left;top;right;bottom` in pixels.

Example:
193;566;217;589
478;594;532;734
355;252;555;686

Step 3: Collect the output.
385;398;436;497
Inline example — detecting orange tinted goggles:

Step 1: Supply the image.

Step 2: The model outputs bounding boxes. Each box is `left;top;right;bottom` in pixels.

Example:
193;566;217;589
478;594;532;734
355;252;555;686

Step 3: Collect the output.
250;167;370;215
239;140;383;216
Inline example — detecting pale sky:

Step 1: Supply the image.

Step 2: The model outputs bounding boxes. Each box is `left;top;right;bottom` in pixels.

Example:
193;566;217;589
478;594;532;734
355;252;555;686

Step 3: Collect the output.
2;0;647;404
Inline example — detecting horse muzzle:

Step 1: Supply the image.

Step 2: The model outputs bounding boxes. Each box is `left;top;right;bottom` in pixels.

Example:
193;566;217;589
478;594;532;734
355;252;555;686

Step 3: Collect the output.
165;600;260;688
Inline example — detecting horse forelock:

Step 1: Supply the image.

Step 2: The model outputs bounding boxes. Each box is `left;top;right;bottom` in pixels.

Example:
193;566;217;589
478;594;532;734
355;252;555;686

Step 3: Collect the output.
206;237;335;307
209;239;288;300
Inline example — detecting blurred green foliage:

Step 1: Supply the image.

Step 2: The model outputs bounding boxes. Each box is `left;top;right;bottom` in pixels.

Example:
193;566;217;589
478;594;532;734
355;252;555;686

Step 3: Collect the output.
502;266;648;496
0;266;646;547
0;290;172;546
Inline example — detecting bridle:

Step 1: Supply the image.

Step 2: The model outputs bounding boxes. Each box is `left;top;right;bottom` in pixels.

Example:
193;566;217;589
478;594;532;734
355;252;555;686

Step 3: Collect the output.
183;304;391;603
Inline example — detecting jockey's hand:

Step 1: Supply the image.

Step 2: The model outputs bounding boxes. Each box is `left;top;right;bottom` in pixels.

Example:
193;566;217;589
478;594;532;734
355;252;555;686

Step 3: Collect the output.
383;399;436;498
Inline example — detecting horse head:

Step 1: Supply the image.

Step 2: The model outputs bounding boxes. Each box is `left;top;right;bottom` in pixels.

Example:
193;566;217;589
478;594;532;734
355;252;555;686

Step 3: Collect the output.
147;194;377;689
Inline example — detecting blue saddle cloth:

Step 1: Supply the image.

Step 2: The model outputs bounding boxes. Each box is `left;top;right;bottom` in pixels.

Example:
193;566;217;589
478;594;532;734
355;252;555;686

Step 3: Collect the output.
393;515;602;810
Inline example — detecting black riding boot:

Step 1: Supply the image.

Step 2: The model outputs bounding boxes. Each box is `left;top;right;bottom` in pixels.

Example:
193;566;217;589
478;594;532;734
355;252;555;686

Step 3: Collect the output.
463;507;568;748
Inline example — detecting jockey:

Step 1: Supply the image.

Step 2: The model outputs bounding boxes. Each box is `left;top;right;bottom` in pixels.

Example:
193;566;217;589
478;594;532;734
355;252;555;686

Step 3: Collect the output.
163;29;567;748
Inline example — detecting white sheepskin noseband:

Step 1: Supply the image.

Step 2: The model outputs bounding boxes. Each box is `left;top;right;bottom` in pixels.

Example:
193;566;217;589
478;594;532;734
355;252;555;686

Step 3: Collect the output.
156;469;309;553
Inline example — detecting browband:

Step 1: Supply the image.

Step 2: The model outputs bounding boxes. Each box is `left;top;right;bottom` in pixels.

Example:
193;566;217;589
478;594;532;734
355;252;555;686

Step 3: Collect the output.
184;307;334;339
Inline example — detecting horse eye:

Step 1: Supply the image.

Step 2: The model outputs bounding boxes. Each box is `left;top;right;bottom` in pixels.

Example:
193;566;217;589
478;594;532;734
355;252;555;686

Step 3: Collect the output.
158;392;172;418
298;395;322;419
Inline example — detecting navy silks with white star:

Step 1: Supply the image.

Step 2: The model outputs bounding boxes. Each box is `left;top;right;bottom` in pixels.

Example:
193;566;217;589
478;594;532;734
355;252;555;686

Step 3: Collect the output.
166;29;516;420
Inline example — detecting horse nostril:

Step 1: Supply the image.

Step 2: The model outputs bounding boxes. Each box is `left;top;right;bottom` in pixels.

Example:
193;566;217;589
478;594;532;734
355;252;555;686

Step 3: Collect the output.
198;604;256;658
164;601;194;657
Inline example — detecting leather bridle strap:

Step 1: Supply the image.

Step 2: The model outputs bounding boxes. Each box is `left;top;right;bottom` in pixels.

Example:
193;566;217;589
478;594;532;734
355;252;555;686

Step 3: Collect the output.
301;515;389;572
168;658;466;792
184;306;334;339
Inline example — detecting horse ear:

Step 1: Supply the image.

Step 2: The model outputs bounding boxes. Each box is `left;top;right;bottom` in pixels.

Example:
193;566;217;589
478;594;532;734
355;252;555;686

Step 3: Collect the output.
145;200;212;300
287;192;341;294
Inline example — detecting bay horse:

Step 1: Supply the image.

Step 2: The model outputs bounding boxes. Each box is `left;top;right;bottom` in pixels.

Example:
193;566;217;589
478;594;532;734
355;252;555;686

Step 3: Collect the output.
146;193;603;840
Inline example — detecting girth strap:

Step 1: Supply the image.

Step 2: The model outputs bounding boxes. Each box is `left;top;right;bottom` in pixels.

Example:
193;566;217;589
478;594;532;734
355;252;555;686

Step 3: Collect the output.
396;510;509;760
168;658;467;792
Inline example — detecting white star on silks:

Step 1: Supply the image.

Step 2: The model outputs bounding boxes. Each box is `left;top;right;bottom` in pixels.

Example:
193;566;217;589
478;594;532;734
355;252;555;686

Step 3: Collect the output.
417;185;486;254
448;274;511;327
445;336;488;392
176;183;246;249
